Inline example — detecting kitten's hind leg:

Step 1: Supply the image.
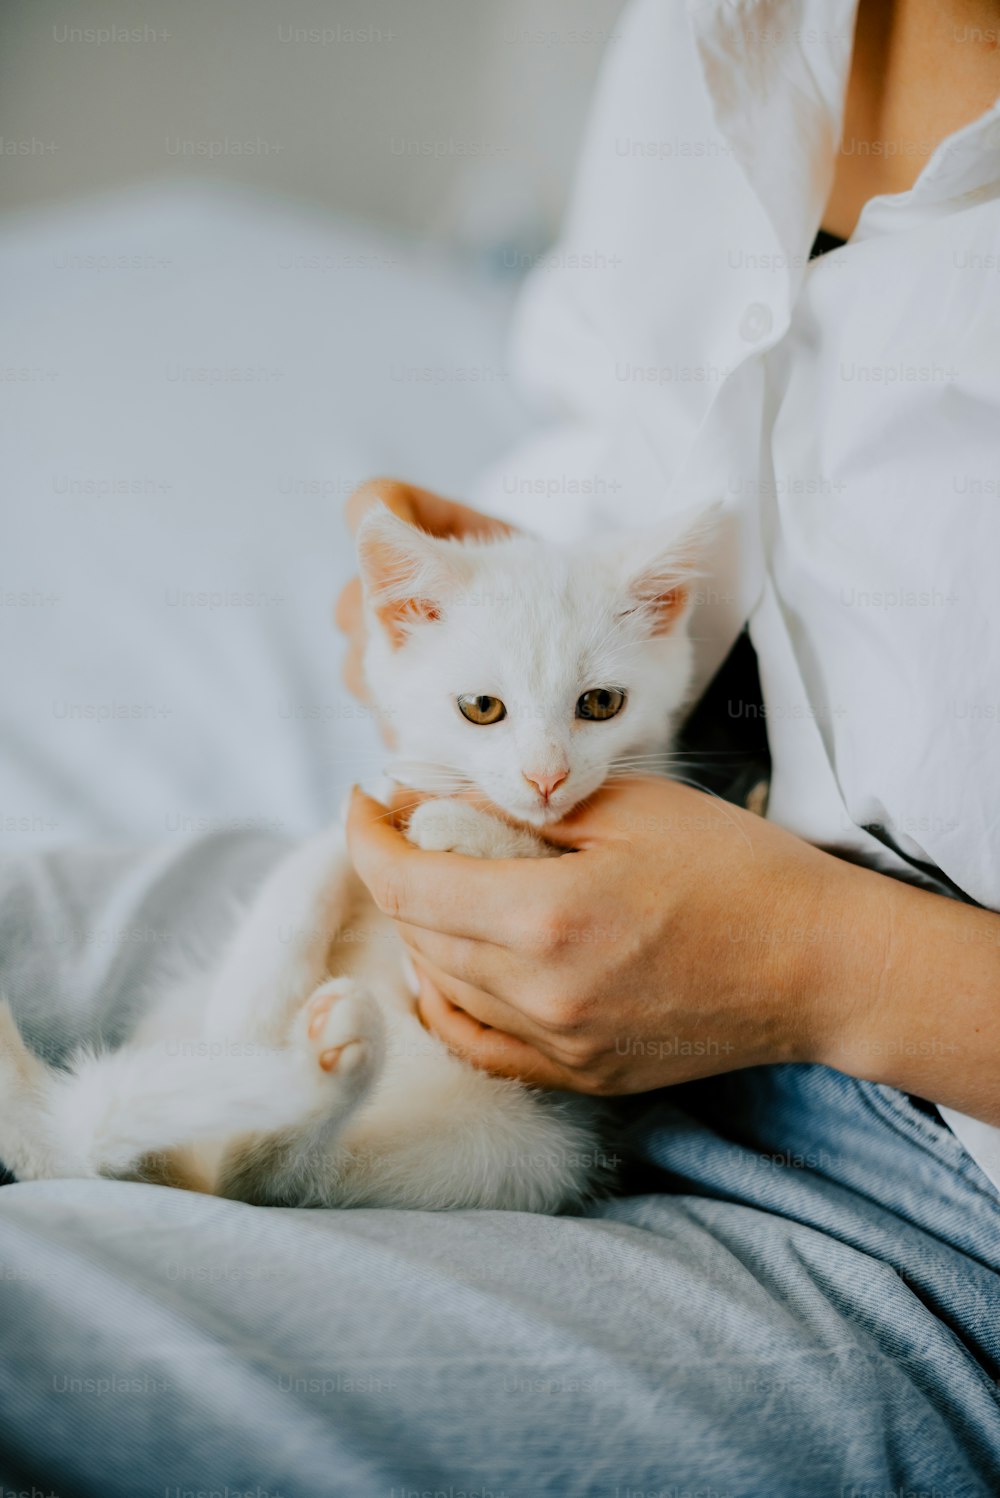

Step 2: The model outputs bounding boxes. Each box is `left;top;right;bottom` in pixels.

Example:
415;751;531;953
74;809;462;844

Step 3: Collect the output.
0;998;68;1181
0;991;382;1185
302;976;384;1083
217;976;385;1206
206;804;541;1055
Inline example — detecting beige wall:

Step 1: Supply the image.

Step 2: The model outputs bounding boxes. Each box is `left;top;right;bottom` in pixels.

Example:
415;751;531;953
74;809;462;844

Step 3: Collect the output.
0;0;624;246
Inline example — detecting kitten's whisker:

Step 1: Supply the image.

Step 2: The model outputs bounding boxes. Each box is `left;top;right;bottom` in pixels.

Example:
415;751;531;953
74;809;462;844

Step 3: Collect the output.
369;798;438;827
605;762;672;774
606;758;672;767
605;770;670;785
602;766;755;851
657;775;756;854
605;760;670;770
605;756;671;765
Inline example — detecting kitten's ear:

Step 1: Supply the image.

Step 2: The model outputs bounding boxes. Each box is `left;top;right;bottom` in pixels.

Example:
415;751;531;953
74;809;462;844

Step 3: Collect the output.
356;502;466;648
618;506;719;636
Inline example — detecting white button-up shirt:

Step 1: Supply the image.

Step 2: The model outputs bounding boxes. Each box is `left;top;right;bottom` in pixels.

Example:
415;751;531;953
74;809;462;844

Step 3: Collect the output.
474;0;1000;1188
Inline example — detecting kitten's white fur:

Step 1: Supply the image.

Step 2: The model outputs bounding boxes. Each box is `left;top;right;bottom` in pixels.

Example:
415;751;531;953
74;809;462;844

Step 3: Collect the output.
0;501;707;1210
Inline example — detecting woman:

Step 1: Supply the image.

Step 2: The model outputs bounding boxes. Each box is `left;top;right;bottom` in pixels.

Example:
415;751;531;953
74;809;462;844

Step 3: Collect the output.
335;0;1000;1489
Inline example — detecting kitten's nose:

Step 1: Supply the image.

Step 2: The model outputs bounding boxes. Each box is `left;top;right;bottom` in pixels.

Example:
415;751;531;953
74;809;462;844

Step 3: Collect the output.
522;767;570;802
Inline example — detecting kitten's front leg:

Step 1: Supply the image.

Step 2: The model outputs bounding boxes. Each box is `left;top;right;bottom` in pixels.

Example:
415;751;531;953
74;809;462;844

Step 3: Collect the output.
407;799;557;861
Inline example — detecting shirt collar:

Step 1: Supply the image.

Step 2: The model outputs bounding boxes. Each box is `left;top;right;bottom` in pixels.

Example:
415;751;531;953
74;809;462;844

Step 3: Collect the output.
853;100;1000;240
686;0;858;279
686;0;1000;259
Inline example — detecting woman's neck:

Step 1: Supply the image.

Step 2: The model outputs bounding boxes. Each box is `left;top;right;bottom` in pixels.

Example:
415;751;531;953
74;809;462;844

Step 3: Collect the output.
823;0;1000;238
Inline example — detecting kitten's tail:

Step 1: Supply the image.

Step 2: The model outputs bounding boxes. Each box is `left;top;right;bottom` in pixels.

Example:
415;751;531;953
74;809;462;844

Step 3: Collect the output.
0;999;313;1182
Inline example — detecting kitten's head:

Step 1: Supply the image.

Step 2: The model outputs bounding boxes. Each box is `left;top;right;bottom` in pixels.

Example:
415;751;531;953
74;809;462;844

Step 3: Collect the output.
357;502;711;826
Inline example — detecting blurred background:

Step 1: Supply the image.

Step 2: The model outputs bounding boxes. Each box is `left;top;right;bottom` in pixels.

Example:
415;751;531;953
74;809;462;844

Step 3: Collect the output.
1;0;622;252
0;0;623;852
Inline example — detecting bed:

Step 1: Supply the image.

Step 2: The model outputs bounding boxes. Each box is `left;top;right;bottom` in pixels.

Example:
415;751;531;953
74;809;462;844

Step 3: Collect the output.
2;182;995;1498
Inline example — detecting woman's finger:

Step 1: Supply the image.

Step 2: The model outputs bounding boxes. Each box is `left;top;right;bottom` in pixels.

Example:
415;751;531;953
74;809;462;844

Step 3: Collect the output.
346;476;513;540
334;574;363;634
347;787;559;942
398;918;523;1005
415;968;569;1087
345;477;420;534
400;942;544;1038
340;641;369;702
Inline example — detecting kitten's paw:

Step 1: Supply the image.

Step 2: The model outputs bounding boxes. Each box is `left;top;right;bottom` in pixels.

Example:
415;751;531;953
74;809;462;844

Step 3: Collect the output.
407;799;547;860
303;978;385;1082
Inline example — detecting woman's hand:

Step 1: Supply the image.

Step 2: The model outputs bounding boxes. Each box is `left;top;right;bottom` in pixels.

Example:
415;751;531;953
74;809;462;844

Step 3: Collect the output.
347;776;1000;1119
334;478;512;711
346;776;867;1094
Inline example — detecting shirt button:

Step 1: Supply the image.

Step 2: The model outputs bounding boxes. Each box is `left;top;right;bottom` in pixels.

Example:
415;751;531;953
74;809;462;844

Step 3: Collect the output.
739;302;773;343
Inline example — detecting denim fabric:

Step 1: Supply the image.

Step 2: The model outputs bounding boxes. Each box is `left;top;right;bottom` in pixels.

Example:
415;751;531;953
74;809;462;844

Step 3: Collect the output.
0;836;998;1498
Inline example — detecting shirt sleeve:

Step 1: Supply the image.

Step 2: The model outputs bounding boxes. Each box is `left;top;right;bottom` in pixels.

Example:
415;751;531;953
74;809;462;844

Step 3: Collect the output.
470;0;694;541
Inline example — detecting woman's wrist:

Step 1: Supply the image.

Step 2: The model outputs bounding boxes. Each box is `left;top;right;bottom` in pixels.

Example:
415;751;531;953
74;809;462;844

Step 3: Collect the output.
743;837;891;1077
793;854;898;1079
794;853;1000;1124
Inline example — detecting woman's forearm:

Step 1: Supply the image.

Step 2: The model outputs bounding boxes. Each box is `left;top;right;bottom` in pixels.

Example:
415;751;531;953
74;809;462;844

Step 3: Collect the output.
809;860;1000;1125
349;778;1000;1117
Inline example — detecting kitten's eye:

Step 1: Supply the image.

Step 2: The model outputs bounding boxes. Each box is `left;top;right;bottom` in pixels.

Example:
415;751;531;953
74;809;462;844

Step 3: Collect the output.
457;694;507;725
576;688;625;721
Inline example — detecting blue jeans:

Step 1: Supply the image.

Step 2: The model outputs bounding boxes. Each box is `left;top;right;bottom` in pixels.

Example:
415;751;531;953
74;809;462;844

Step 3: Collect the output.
0;836;998;1497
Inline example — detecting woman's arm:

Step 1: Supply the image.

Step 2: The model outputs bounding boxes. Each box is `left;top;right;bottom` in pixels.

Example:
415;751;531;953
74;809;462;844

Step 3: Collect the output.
346;779;1000;1124
814;845;1000;1126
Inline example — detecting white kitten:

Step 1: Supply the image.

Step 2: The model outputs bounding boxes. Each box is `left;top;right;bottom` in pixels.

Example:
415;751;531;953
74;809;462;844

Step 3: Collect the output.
0;501;708;1210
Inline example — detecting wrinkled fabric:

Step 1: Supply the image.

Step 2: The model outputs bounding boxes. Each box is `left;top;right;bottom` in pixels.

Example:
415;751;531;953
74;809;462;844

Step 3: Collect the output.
1;834;999;1497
